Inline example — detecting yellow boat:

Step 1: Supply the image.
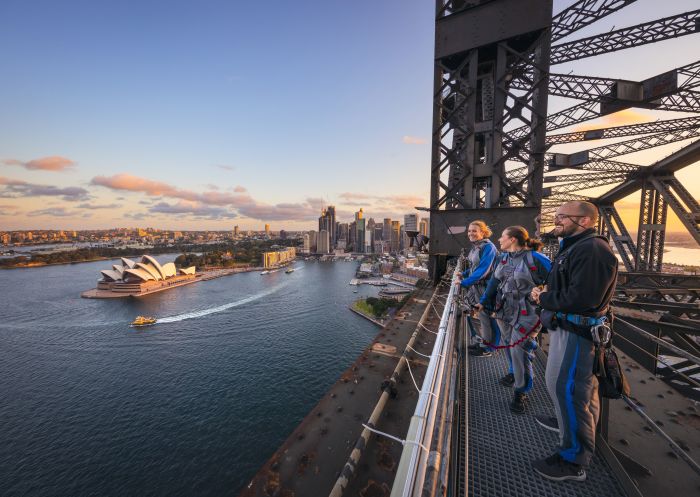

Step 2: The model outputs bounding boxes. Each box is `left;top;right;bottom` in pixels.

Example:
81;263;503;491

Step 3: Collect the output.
131;315;157;327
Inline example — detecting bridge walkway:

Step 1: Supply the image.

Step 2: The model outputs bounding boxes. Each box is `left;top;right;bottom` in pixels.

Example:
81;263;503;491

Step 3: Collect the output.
466;342;629;496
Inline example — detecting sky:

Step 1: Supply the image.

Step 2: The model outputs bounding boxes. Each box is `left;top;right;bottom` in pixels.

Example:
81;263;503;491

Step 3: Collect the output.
0;0;698;232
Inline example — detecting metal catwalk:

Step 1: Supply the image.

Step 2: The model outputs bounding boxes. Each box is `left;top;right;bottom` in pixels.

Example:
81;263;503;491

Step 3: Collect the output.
467;347;627;496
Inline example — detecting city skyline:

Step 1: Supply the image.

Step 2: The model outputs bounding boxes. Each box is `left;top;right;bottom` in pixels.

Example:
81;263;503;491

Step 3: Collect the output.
1;1;698;233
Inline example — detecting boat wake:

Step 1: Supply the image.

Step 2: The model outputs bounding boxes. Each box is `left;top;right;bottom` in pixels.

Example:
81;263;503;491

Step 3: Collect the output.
157;282;288;324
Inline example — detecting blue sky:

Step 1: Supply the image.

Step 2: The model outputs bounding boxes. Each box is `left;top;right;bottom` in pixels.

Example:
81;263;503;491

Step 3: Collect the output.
0;0;698;231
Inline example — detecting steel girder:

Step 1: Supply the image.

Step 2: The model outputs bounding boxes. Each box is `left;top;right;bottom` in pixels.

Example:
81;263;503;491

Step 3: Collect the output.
546;116;700;146
551;9;700;65
599;204;637;271
551;0;638;42
636;182;668;272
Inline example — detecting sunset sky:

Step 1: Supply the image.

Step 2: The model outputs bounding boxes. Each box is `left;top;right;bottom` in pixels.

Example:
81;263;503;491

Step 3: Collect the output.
1;0;698;232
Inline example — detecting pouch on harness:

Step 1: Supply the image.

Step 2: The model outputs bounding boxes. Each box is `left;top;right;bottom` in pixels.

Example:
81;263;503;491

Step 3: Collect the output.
591;313;631;399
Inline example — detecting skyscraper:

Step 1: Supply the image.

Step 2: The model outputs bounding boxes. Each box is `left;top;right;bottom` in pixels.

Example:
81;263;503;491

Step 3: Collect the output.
390;221;400;253
233;225;240;238
382;218;391;242
264;224;270;237
318;229;330;254
356;218;366;253
318;206;337;248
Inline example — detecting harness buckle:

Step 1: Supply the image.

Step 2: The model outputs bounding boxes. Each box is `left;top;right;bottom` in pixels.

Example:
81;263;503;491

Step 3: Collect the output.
590;318;611;346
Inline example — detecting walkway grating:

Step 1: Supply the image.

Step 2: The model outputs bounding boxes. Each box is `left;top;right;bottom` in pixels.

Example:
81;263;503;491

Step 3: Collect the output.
468;348;628;497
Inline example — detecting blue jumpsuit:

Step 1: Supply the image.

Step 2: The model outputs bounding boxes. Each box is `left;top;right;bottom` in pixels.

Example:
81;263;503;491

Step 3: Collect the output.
460;239;498;348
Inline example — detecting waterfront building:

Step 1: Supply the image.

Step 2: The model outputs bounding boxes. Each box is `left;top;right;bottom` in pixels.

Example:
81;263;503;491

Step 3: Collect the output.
356;218;366;253
262;247;296;268
390;221;401;253
338;223;349;248
308;230;318;252
94;256;197;297
1;233;10;245
348;222;356;251
302;234;311;254
318;229;330;254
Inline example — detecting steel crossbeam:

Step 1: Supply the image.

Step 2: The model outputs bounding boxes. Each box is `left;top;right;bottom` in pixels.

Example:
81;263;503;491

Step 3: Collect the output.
551;10;700;65
546;116;700;145
551;0;638;42
600;204;637;271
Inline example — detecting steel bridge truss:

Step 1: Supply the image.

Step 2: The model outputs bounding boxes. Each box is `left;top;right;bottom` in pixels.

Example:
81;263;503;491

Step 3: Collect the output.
429;0;700;413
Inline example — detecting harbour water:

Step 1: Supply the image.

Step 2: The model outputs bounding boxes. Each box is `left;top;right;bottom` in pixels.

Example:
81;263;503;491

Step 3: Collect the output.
0;258;380;497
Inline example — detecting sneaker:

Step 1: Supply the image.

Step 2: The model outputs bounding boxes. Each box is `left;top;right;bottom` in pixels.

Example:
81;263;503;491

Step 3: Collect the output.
532;453;586;482
510;392;527;414
499;373;515;387
469;347;492;357
535;414;559;433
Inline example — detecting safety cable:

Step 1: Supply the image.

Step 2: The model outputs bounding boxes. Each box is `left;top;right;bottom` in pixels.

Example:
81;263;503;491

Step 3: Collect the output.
361;423;429;454
622;395;700;476
616;316;700;367
613;333;700;390
404;354;439;398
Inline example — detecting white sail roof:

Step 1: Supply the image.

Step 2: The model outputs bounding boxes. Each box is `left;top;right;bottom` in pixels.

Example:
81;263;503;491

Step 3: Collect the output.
161;262;177;278
123;268;155;282
136;262;162;281
100;269;123;282
178;266;196;275
141;255;166;279
121;257;137;269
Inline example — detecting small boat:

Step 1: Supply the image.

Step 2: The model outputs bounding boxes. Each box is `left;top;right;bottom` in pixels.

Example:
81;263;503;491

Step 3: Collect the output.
131;316;157;327
285;268;295;274
260;270;269;275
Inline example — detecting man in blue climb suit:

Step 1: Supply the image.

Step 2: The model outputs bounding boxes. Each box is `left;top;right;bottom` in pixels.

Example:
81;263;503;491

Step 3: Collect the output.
530;201;618;482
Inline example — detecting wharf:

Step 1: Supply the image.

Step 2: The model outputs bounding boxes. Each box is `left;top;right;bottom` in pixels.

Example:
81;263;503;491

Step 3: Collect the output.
239;285;439;497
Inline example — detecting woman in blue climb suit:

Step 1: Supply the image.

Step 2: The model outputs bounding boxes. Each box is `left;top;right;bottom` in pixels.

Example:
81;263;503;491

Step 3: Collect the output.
476;225;551;414
457;220;499;357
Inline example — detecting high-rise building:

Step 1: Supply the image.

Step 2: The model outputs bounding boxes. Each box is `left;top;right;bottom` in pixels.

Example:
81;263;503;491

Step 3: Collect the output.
233;225;240;238
382;218;391;242
303;233;311;253
264;224;270;237
318;229;330;254
373;226;383;247
318;206;337;248
280;230;287;240
356;218;366;253
338;223;349;247
308;230;318;252
349;221;356;250
390;221;400;253
419;218;428;237
355;208;363;221
404;214;418;233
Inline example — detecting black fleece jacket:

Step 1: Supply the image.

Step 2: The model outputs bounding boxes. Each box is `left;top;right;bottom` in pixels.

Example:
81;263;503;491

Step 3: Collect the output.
539;229;618;326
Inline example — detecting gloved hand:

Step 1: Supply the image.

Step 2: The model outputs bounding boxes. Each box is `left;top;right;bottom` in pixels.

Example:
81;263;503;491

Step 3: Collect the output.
522;337;538;353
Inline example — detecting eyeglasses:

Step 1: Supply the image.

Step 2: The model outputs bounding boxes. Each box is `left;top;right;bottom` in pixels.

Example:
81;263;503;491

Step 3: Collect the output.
554;213;586;221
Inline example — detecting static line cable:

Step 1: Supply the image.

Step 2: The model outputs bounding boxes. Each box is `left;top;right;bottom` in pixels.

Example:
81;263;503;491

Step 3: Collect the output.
613;333;700;389
361;424;429;454
623;396;700;476
616;317;700;367
407;344;436;359
404;355;438;398
418;322;439;335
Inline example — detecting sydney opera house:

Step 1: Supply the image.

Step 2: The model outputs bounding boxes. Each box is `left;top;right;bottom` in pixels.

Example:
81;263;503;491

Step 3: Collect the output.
87;256;197;297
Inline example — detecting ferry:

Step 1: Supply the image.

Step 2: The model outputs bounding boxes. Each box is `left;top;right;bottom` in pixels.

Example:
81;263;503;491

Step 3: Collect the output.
260;270;270;275
131;316;157;327
285;267;295;274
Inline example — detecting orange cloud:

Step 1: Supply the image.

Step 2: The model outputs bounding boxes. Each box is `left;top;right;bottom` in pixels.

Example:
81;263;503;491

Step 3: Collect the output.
402;135;426;145
572;109;651;132
3;156;76;171
91;173;253;206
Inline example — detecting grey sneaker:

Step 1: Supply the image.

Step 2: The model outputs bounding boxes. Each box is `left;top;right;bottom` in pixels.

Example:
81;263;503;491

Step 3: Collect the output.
532;453;586;482
499;373;515;387
469;347;492;357
535;414;559;433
